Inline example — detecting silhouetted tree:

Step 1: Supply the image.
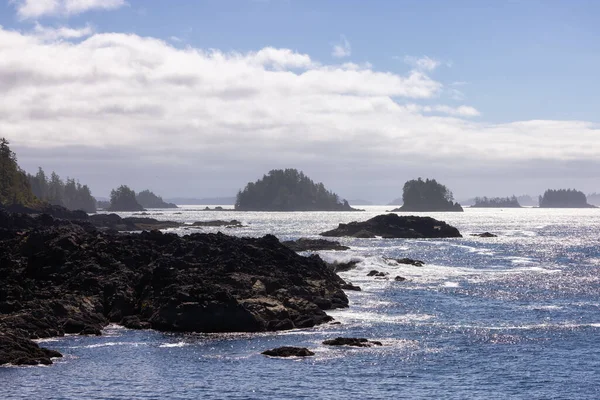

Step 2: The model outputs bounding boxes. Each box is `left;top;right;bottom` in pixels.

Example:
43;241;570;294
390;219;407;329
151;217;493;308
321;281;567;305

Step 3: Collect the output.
27;167;96;212
0;138;38;207
109;185;145;211
472;196;521;208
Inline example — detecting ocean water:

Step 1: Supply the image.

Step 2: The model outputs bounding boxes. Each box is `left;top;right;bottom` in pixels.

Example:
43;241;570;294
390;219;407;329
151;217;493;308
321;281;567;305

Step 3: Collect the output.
3;206;600;399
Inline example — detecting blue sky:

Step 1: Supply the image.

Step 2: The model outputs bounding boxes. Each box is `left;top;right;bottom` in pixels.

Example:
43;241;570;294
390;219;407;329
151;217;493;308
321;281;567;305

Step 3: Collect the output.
1;0;599;201
3;0;599;123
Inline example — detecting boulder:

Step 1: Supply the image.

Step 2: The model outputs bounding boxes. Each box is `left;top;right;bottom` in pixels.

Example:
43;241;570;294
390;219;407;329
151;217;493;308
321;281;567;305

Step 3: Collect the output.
262;346;315;357
470;232;497;238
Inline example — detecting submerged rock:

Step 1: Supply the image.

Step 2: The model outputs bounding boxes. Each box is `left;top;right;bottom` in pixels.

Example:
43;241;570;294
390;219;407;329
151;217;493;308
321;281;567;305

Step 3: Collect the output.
320;214;461;239
322;337;383;347
384;257;425;267
262;346;315;357
191;219;244;228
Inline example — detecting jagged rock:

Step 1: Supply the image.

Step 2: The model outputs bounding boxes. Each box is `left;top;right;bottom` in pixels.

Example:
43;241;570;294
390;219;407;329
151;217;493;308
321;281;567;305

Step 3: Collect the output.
340;282;362;291
320;214;462;239
322;337;383;347
282;238;349;252
262;346;315;357
0;332;62;366
394;276;406;282
0;209;348;366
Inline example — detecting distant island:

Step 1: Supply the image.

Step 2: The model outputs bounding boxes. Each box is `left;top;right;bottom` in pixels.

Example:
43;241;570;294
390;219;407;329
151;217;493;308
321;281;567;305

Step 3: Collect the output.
539;189;596;208
387;197;403;206
587;193;600;206
136;190;178;209
108;185;145;212
471;196;521;208
235;168;360;211
165;196;236;205
388;178;463;212
348;199;373;206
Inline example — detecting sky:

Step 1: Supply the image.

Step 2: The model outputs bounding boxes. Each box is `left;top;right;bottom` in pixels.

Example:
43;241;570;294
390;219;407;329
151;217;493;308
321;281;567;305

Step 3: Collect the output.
1;0;599;203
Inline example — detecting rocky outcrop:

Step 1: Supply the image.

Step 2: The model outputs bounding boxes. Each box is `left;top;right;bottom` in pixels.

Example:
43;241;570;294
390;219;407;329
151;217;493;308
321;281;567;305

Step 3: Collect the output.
383;257;425;267
282;238;349;252
262;346;315;357
322;337;383;347
320;214;462;239
471;232;497;238
0;210;348;365
191;220;244;228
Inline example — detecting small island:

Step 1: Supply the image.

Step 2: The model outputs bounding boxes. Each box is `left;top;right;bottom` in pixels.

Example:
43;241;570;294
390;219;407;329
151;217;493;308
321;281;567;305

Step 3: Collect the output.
108;185;145;212
136;189;178;209
235;168;360;211
538;189;596;208
388;178;463;212
320;213;462;238
471;196;521;208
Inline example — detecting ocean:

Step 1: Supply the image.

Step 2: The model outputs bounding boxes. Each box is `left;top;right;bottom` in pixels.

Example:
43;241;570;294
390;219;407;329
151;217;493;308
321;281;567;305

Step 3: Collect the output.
2;206;600;399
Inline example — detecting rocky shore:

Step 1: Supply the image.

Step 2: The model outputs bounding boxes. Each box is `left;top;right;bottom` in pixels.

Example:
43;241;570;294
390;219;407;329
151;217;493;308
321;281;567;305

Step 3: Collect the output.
0;209;349;366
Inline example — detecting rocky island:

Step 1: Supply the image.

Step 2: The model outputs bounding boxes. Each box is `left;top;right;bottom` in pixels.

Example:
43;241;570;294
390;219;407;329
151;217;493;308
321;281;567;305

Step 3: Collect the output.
107;185;145;212
136;189;178;209
388;178;463;212
235;168;360;211
320;213;462;238
538;189;596;208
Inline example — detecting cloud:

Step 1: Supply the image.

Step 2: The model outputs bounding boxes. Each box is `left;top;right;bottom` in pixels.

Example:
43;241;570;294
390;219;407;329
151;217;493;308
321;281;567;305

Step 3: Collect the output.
1;27;598;200
404;55;441;71
11;0;127;19
331;35;351;58
32;22;94;41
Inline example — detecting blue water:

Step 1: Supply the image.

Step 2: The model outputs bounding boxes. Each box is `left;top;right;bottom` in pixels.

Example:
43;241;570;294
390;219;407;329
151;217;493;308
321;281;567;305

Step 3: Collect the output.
3;207;600;399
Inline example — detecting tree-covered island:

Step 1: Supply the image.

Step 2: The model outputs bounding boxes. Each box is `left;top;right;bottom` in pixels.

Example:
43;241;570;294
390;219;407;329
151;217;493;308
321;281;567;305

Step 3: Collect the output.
388;178;463;212
538;189;596;208
235;169;360;211
471;196;521;208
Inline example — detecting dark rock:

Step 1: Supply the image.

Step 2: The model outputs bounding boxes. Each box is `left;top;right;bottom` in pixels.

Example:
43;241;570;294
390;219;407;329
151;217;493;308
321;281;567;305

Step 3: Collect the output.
470;232;497;238
340;282;362;291
383;257;425;267
322;337;383;347
327;259;361;272
0;332;62;366
0;209;349;365
282;238;349;252
367;270;388;277
192;220;244;228
320;214;462;239
394;276;406;282
262;346;315;357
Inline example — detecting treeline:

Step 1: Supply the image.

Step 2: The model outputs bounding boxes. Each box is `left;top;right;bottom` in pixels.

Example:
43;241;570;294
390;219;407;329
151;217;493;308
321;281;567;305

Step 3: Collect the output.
472;196;521;208
0;138;38;207
235;169;356;211
539;189;594;208
27;167;96;213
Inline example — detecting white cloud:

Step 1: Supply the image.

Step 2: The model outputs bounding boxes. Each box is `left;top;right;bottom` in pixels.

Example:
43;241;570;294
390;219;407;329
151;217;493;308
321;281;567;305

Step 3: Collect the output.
331;35;351;58
1;27;598;199
32;22;94;41
404;55;441;71
11;0;127;19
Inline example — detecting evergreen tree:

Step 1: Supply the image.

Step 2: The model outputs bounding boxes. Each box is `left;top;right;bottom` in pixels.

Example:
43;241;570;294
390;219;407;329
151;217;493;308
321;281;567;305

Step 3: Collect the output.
0;138;37;207
109;185;145;211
